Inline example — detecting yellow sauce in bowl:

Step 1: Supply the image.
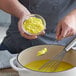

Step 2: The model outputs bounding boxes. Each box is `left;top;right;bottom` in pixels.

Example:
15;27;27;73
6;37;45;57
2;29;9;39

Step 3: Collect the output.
23;16;45;35
24;60;74;72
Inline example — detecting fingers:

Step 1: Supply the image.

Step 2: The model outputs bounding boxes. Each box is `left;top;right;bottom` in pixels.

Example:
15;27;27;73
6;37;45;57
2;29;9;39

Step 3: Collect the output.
56;22;62;40
40;31;45;35
59;23;68;39
56;22;74;40
21;30;45;39
20;32;38;39
64;28;74;37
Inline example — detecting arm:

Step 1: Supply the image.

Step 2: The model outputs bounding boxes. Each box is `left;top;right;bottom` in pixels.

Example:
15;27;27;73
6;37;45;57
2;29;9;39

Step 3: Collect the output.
0;0;30;19
56;1;76;40
0;0;42;39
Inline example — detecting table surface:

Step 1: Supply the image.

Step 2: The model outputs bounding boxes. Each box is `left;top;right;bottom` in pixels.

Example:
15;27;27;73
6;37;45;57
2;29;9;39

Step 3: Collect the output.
0;68;19;76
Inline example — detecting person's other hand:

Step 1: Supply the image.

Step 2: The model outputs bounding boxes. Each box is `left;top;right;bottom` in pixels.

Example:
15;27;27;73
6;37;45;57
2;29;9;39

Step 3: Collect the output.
18;14;45;40
56;10;76;40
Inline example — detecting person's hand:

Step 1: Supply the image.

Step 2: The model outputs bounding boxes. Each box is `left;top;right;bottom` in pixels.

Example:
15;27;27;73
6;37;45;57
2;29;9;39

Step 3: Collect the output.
56;10;76;40
18;14;45;40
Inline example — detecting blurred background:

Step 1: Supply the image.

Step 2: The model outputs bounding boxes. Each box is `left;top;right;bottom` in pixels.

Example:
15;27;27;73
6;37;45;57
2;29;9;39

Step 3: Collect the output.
0;10;11;44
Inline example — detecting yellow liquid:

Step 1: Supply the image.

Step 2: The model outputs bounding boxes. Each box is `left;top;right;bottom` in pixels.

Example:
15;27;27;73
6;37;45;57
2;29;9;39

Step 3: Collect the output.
23;17;45;34
24;60;74;72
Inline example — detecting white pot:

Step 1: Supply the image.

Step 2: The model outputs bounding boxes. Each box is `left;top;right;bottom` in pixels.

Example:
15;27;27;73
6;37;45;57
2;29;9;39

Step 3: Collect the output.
10;45;76;76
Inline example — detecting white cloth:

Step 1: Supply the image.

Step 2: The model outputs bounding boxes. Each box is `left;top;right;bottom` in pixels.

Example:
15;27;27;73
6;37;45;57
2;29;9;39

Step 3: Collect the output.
0;50;17;69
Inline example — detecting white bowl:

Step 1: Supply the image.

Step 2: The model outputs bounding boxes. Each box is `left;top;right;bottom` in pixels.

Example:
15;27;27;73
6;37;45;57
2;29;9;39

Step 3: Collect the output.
10;45;76;76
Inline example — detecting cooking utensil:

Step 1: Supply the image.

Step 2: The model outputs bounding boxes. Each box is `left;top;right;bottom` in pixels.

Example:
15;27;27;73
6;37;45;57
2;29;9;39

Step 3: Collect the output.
39;38;76;72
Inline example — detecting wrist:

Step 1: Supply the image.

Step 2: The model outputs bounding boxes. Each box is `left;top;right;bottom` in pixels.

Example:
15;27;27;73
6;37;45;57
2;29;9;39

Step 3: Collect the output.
18;11;31;19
